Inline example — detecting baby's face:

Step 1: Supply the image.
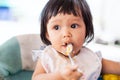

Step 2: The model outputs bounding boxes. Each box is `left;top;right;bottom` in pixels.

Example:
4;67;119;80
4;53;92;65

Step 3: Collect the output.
46;13;86;56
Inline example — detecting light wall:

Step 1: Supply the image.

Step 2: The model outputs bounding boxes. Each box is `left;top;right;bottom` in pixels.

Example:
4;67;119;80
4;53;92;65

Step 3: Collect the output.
0;0;120;45
87;0;120;43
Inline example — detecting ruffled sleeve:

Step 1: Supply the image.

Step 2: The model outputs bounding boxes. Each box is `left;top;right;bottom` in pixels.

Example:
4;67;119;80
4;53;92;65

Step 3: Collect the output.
95;51;102;61
32;46;46;62
32;45;56;73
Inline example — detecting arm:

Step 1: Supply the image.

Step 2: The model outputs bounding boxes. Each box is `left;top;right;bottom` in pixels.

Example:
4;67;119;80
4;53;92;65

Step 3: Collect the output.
32;59;82;80
32;59;64;80
102;58;120;75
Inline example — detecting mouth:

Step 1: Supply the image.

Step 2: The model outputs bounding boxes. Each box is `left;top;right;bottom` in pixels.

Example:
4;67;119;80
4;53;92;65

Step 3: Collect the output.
62;42;73;46
62;43;72;48
61;42;73;56
62;43;67;47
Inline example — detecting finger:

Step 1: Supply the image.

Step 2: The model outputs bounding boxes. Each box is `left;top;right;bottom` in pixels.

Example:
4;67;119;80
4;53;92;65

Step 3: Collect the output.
77;68;83;73
75;69;83;78
78;71;83;76
71;65;78;71
70;65;83;73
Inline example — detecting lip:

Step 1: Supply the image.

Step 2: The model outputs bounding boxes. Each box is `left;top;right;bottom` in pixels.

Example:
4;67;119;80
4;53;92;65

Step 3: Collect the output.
61;44;67;49
61;43;73;51
62;43;71;47
61;43;74;56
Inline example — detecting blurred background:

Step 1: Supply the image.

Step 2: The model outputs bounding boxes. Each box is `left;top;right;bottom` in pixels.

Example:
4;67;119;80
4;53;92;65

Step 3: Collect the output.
0;0;120;45
87;0;120;45
0;0;48;45
0;0;120;46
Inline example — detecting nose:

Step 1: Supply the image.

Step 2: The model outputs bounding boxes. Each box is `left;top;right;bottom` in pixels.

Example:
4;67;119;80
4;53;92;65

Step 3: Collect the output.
62;28;72;43
62;28;72;38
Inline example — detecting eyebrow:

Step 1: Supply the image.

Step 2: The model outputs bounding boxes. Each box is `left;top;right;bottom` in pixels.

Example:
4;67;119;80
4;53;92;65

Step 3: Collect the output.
69;17;83;22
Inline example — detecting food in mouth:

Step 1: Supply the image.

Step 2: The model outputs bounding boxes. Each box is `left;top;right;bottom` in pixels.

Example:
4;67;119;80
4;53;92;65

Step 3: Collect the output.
63;43;73;56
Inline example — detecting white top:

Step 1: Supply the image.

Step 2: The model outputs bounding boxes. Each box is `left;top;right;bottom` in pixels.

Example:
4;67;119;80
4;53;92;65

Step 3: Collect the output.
36;45;102;80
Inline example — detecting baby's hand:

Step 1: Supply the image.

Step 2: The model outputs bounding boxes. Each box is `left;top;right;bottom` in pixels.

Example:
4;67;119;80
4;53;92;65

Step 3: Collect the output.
60;64;83;80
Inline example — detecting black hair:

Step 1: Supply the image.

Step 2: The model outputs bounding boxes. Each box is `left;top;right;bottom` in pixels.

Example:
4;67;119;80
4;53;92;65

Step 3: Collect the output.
40;0;94;45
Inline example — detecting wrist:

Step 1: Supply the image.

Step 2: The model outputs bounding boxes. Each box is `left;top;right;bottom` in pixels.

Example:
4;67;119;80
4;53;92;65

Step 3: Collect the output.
54;72;65;80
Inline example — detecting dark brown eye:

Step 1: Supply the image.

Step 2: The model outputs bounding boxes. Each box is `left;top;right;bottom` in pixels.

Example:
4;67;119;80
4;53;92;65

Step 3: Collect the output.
54;25;60;30
71;24;78;28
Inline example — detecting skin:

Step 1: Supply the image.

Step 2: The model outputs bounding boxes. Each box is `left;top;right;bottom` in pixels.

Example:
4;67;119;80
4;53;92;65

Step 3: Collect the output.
32;13;84;80
102;58;120;75
32;13;120;80
46;13;86;57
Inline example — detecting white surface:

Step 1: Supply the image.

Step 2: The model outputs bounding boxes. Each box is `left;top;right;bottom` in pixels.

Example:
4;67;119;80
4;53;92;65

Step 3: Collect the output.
0;21;40;45
87;43;120;62
0;0;49;45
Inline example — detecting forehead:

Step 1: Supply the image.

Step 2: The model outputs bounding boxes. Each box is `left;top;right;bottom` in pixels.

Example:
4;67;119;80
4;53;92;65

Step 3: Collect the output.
48;13;83;22
47;13;85;29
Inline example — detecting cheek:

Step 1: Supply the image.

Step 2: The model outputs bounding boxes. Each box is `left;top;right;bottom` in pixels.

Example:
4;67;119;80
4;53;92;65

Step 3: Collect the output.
75;30;86;45
76;35;85;44
48;33;61;44
76;28;86;39
74;34;85;53
80;28;86;41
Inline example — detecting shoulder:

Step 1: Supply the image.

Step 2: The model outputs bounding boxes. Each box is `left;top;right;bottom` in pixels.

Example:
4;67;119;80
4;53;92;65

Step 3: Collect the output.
32;45;53;61
81;46;102;60
39;45;54;58
81;46;94;53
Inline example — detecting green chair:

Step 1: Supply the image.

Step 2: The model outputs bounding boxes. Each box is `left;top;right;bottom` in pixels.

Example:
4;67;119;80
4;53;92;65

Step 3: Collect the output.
0;34;45;80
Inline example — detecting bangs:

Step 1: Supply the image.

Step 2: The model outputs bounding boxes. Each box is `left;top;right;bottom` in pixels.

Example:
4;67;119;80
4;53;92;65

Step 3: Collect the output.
47;0;82;19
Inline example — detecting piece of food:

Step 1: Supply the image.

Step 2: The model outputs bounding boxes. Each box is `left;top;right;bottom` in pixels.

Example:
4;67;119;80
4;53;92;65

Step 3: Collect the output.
64;44;73;56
